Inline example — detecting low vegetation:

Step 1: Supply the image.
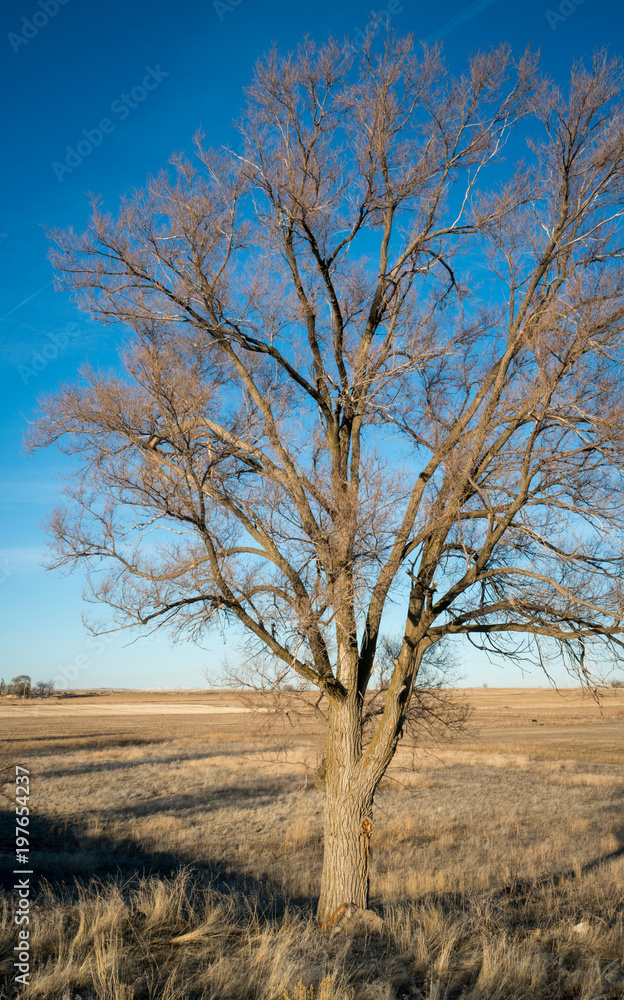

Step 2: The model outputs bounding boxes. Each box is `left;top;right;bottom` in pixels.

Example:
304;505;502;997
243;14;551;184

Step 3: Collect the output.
0;688;623;998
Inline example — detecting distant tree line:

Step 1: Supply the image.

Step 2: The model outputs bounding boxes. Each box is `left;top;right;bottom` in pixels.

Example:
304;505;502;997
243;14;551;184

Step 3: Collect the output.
0;676;55;698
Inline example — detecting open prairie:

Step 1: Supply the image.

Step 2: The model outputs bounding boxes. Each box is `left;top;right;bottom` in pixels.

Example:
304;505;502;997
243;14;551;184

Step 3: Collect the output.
1;686;623;999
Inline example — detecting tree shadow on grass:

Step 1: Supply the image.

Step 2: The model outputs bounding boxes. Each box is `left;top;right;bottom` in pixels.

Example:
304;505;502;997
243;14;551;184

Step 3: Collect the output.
501;827;624;904
30;745;284;780
1;806;623;1000
0;801;419;1000
0;804;316;917
90;781;307;824
2;795;622;914
2;733;175;754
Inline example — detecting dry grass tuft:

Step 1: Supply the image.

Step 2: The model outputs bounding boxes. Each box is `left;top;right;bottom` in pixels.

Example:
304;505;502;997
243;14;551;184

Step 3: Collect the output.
282;976;355;1000
2;867;621;999
1;687;623;998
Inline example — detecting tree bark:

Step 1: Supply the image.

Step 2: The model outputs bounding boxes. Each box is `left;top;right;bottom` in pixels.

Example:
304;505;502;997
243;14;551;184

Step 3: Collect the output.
317;698;373;923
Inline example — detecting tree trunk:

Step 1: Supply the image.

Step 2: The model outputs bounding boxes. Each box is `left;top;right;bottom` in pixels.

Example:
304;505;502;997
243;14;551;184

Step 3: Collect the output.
316;698;374;923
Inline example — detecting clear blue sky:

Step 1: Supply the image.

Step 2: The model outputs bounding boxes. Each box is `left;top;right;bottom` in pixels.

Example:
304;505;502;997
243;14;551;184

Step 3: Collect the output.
1;0;622;689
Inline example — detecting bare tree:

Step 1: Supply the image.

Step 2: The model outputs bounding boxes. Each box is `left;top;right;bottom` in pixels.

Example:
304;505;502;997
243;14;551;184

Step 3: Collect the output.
33;680;56;698
31;34;624;921
365;635;470;745
11;675;32;699
220;636;470;786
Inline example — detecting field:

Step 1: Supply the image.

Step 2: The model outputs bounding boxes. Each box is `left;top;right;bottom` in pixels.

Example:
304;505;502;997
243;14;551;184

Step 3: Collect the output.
0;686;623;1000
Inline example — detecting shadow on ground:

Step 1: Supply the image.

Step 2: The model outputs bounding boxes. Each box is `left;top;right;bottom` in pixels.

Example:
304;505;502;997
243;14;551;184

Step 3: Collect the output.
502;828;624;903
0;804;315;917
2;794;623;913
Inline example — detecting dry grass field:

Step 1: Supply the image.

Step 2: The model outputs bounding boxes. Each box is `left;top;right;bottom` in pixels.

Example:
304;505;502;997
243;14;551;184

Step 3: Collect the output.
0;686;623;999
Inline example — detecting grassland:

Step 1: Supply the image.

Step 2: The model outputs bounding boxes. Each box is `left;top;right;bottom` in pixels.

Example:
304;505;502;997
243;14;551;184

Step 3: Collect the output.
0;686;623;999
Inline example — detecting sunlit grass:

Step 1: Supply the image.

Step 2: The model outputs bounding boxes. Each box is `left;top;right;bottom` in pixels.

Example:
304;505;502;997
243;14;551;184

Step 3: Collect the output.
1;688;623;998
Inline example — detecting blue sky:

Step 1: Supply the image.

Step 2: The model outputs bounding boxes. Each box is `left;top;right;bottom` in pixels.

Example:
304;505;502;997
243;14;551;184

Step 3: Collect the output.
1;0;622;689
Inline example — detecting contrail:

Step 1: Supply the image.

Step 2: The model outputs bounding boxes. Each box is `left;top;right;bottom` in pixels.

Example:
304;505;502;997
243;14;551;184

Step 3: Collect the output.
424;0;501;43
0;281;53;322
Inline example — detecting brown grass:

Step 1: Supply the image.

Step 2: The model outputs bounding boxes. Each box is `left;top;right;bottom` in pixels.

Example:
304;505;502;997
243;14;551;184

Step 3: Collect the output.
0;687;623;998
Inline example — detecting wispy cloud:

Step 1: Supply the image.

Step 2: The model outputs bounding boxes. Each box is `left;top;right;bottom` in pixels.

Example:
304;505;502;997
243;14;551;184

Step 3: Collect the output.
0;546;48;572
0;319;109;370
0;481;64;505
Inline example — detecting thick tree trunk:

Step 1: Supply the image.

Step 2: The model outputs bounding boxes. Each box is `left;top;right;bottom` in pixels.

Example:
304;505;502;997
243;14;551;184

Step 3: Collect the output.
316;698;374;924
317;776;373;922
